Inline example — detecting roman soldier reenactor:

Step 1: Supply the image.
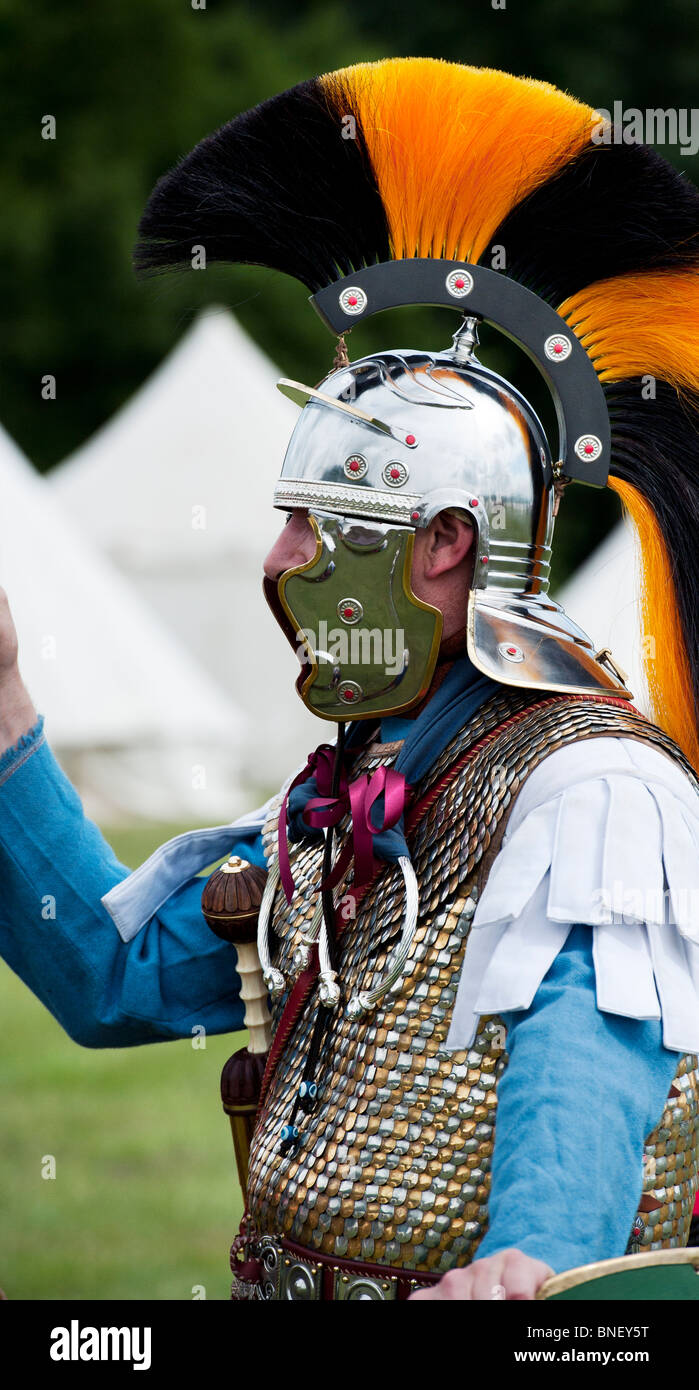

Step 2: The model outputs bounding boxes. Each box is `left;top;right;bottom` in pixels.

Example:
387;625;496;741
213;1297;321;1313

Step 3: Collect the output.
1;58;698;1300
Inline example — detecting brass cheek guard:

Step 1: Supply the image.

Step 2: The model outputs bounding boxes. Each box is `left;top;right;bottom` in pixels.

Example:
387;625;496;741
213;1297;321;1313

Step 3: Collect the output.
277;514;442;722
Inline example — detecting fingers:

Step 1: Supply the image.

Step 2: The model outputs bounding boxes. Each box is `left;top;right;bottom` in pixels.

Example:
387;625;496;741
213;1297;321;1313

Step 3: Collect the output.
470;1254;510;1301
481;1249;552;1301
0;586;19;675
407;1272;469;1300
407;1249;553;1301
500;1251;555;1301
408;1258;505;1301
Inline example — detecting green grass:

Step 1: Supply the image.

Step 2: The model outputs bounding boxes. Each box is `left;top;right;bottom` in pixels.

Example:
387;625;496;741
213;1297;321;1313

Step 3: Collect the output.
0;822;245;1301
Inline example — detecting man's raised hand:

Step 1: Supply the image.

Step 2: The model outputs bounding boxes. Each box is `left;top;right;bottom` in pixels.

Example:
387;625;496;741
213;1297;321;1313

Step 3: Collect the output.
0;587;38;753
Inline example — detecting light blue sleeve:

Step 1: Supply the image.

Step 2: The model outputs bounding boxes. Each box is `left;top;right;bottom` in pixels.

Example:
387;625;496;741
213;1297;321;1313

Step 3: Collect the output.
0;718;264;1048
475;923;679;1274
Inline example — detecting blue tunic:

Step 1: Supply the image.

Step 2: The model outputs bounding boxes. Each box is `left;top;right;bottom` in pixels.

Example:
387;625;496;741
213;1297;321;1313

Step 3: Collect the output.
0;718;262;1046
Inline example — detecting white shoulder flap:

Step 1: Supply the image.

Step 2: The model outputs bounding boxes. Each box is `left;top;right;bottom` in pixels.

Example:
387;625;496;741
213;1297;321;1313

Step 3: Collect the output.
446;736;699;1054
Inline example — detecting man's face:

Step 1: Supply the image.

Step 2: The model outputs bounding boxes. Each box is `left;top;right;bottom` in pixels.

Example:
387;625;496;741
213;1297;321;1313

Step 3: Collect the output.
263;507;476;640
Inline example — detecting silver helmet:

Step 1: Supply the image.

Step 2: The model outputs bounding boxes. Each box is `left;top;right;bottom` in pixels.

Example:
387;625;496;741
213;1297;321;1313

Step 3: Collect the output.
272;324;629;722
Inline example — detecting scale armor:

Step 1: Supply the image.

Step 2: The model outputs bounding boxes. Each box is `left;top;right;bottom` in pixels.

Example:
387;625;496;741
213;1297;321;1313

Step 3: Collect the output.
237;693;699;1296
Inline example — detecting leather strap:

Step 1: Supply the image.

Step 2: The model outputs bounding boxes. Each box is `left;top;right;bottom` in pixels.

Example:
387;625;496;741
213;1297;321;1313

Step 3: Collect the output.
279;1237;440;1300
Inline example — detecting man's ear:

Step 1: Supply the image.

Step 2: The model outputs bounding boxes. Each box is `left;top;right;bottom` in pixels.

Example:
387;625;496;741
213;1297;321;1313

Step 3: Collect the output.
421;511;475;578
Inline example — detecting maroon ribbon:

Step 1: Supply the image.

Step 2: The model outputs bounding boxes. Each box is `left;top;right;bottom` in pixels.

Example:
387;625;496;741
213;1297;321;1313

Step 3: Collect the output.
278;741;409;902
278;745;346;902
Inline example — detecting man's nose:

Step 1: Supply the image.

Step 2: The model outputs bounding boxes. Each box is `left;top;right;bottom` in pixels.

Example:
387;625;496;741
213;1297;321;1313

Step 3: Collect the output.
263;511;317;581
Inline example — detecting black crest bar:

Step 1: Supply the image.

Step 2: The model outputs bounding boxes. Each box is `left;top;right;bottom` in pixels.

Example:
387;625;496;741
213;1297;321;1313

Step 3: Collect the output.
311;260;610;487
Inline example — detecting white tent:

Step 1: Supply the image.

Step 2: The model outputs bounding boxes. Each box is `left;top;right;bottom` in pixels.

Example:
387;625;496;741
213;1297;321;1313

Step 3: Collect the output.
555;517;650;713
0;422;247;822
51;308;320;787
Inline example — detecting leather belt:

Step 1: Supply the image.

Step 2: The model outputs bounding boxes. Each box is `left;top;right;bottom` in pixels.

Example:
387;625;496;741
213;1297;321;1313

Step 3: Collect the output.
231;1234;442;1301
